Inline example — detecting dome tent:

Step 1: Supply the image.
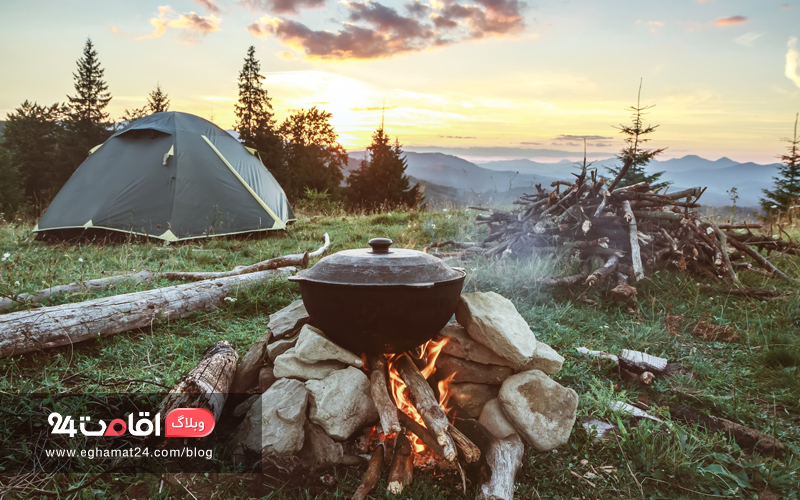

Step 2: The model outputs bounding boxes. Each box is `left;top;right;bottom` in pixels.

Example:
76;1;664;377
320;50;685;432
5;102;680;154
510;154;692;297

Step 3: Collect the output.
34;112;294;241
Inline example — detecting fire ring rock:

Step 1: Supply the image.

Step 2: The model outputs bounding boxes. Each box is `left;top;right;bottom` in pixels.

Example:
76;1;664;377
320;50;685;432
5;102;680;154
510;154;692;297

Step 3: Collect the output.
498;369;578;451
234;378;309;456
306;366;379;440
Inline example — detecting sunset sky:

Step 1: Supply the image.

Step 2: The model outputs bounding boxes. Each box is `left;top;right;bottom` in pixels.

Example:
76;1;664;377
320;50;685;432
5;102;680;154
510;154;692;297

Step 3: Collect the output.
1;0;799;163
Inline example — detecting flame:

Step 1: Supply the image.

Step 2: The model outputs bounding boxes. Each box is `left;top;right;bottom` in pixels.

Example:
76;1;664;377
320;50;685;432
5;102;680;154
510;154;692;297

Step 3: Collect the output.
386;338;451;453
437;372;457;416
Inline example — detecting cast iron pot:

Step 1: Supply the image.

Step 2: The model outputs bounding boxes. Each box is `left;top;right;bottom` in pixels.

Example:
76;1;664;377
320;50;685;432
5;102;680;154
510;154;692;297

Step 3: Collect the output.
287;238;466;354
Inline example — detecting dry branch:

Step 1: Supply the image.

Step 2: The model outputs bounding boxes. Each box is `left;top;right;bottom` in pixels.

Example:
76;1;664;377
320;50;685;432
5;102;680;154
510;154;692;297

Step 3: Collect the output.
159;253;307;282
622;201;644;281
352;443;385;500
397;411;446;458
476;433;524;500
449;423;481;463
369;355;402;435
0;268;294;359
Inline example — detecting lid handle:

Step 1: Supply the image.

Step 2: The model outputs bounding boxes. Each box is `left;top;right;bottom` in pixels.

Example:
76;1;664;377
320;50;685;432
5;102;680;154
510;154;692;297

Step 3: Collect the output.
368;238;393;254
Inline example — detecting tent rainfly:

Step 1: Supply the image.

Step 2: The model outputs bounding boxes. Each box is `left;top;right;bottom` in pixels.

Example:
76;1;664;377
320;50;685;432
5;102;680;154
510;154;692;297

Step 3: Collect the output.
34;112;294;241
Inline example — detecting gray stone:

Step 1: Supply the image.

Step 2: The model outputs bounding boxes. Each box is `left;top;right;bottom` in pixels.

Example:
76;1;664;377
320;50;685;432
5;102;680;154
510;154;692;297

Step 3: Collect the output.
295;324;363;367
258;366;277;393
498;370;578;452
522;342;564;375
478;398;517;439
273;347;346;380
267;333;299;361
436;354;513;384
455;292;537;369
438;322;515;367
297;422;362;470
448;382;499;418
234;378;308;456
269;300;310;339
306;367;379;440
230;332;270;393
233;394;260;418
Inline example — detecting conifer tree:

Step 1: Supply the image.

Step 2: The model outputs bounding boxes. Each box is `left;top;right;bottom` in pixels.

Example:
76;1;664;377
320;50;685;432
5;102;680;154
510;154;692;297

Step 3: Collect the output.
67;38;111;126
147;83;170;113
761;113;800;220
606;83;668;190
234;46;282;172
346;124;420;209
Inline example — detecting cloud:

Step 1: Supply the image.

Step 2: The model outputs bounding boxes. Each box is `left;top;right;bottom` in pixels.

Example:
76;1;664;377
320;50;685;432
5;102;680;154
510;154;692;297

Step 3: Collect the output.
713;16;747;27
248;0;527;59
735;31;762;46
782;3;791;10
519;141;542;145
787;37;800;89
241;0;325;15
552;134;612;142
137;6;221;41
195;0;221;14
439;135;477;139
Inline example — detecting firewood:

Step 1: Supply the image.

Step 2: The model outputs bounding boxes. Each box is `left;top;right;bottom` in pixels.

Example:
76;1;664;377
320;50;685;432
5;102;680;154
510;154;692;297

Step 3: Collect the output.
159;253;308;281
618;349;667;373
452;417;494;456
476;433;524;500
397;409;447;458
387;432;413;494
622;201;645;281
159;341;238;421
369;355;402;435
586;255;620;287
670;405;785;457
449;423;481;463
728;238;797;282
0;268;292;359
395;354;457;461
352;443;385;500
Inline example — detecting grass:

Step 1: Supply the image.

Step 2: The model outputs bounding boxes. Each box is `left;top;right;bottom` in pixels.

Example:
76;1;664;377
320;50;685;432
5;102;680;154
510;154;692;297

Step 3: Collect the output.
1;208;799;499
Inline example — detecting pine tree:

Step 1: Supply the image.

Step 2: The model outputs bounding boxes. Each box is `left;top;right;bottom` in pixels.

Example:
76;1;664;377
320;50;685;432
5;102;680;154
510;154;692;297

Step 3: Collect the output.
606;83;668;190
147;83;170;113
761;113;800;220
346;125;421;209
233;46;282;172
278;107;347;200
67;38;111;126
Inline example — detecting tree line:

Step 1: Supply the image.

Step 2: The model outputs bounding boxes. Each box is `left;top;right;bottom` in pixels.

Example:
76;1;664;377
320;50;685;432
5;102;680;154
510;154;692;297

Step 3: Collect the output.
0;40;421;216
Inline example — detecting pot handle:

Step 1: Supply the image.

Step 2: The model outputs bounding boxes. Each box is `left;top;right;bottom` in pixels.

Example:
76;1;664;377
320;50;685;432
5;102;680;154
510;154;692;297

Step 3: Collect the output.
368;238;393;254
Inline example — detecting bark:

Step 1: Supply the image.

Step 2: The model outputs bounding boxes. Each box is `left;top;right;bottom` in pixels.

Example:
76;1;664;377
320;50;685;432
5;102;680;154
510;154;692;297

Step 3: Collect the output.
475;434;524;500
387;432;413;494
449;423;481;463
0;270;157;313
669;405;785;458
622;201;645;281
158;341;238;422
618;349;668;374
352;443;385;500
395;354;457;461
369;355;402;435
0;268;293;359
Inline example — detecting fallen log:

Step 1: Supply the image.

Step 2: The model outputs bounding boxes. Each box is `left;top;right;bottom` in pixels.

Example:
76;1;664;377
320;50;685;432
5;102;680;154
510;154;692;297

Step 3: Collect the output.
0;268;295;359
159;340;238;422
387;432;413;494
476;433;524;500
369;355;402;435
352;443;385;500
669;405;786;458
395;354;457;461
0;270;157;313
619;349;667;374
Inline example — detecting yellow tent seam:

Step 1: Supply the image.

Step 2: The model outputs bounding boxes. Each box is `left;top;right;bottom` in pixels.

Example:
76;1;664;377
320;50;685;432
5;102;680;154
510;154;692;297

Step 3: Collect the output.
200;135;286;230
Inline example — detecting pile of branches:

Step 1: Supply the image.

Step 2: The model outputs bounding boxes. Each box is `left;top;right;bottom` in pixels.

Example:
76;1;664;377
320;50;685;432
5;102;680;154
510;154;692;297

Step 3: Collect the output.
425;158;799;299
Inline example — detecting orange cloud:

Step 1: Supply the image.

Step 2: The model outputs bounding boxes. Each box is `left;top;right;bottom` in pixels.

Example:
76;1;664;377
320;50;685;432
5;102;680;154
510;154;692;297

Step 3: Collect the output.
713;16;747;27
137;6;221;42
195;0;221;14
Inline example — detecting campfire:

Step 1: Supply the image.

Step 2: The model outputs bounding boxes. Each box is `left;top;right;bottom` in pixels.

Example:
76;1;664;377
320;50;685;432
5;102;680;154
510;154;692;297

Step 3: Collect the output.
231;291;578;500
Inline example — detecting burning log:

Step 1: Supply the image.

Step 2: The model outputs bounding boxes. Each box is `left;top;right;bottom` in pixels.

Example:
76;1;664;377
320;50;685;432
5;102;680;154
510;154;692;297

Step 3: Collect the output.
159;341;238;421
397;410;447;458
352;443;385;500
395;354;458;461
387;432;414;494
476;433;524;500
369;355;402;435
0;268;293;359
449;423;481;463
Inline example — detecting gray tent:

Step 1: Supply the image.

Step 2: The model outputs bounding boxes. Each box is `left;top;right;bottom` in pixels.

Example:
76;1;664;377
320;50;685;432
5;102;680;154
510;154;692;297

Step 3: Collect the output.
35;112;294;241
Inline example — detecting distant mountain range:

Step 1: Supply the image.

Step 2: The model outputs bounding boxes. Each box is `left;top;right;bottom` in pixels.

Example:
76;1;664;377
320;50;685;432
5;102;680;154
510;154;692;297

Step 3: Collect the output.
348;151;781;208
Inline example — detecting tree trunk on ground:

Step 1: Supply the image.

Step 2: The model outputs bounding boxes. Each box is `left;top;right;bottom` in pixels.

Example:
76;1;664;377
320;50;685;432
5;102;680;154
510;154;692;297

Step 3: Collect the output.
0;268;294;359
476;434;524;500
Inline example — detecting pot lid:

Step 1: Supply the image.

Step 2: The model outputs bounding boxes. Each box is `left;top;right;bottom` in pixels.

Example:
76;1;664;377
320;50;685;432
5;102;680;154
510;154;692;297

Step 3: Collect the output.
296;238;464;285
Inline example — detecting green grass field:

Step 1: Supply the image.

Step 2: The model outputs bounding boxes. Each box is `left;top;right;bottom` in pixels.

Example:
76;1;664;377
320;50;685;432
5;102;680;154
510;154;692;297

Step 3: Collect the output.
1;208;798;499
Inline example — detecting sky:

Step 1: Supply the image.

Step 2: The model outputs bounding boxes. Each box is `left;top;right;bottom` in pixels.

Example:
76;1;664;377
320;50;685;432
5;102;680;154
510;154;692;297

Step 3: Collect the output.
1;0;799;164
